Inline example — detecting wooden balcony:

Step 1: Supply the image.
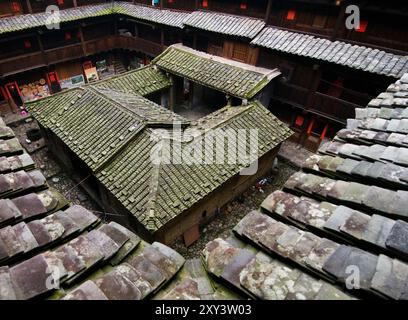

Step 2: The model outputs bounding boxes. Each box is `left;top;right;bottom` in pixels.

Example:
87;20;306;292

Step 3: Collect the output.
272;82;364;123
273;81;309;108
0;35;164;76
0;52;46;76
309;92;361;122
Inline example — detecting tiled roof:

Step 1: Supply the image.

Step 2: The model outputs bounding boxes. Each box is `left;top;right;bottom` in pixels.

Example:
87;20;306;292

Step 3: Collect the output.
96;100;292;232
248;73;408;299
26;75;181;172
114;1;190;29
153;44;281;99
0;3;114;35
251;27;408;78
0;116;193;301
184;10;265;39
192;73;408;301
0;2;189;35
27;87;146;172
92;65;172;96
202;236;354;300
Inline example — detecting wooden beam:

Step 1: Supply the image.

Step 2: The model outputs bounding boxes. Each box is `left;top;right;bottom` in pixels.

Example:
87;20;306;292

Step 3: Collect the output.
305;64;321;111
169;75;175;111
78;26;87;56
25;0;33;14
331;1;347;40
36;34;48;66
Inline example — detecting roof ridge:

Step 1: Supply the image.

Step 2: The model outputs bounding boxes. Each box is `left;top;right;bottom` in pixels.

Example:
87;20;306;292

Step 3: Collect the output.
87;86;145;123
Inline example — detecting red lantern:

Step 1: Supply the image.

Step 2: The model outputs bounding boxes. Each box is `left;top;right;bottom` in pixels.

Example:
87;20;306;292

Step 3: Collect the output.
57;0;64;5
65;32;72;41
11;2;21;13
295;115;304;127
240;2;247;10
202;0;208;8
287;10;296;21
24;40;31;48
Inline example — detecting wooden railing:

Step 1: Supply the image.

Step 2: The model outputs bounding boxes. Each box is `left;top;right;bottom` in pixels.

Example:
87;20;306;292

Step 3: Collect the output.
272;81;365;123
0;35;165;76
273;81;309;107
310;92;361;121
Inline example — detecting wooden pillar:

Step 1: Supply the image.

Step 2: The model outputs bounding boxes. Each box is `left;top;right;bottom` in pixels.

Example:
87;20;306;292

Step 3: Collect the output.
79;25;87;56
114;17;118;35
299;64;321;146
160;0;163;10
36;33;48;66
193;34;197;50
169;75;175;111
195;0;199;10
134;24;139;38
25;0;33;14
331;2;347;40
265;0;273;23
160;28;165;51
305;64;321;110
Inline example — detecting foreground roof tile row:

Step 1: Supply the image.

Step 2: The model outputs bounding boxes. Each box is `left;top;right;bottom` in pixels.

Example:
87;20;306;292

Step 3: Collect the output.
0;3;406;78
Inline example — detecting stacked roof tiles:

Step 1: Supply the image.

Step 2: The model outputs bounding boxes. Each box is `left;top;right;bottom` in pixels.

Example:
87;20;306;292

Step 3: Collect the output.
114;1;190;29
251;27;408;78
27;66;178;172
92;65;172;96
96;100;291;232
0;2;188;35
204;73;408;300
184;10;265;39
153;44;281;99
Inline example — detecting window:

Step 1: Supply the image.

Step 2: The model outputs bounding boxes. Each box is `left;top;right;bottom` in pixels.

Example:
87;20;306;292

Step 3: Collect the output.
11;1;21;13
287;10;296;21
295;115;304;127
231;42;249;63
312;14;327;28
